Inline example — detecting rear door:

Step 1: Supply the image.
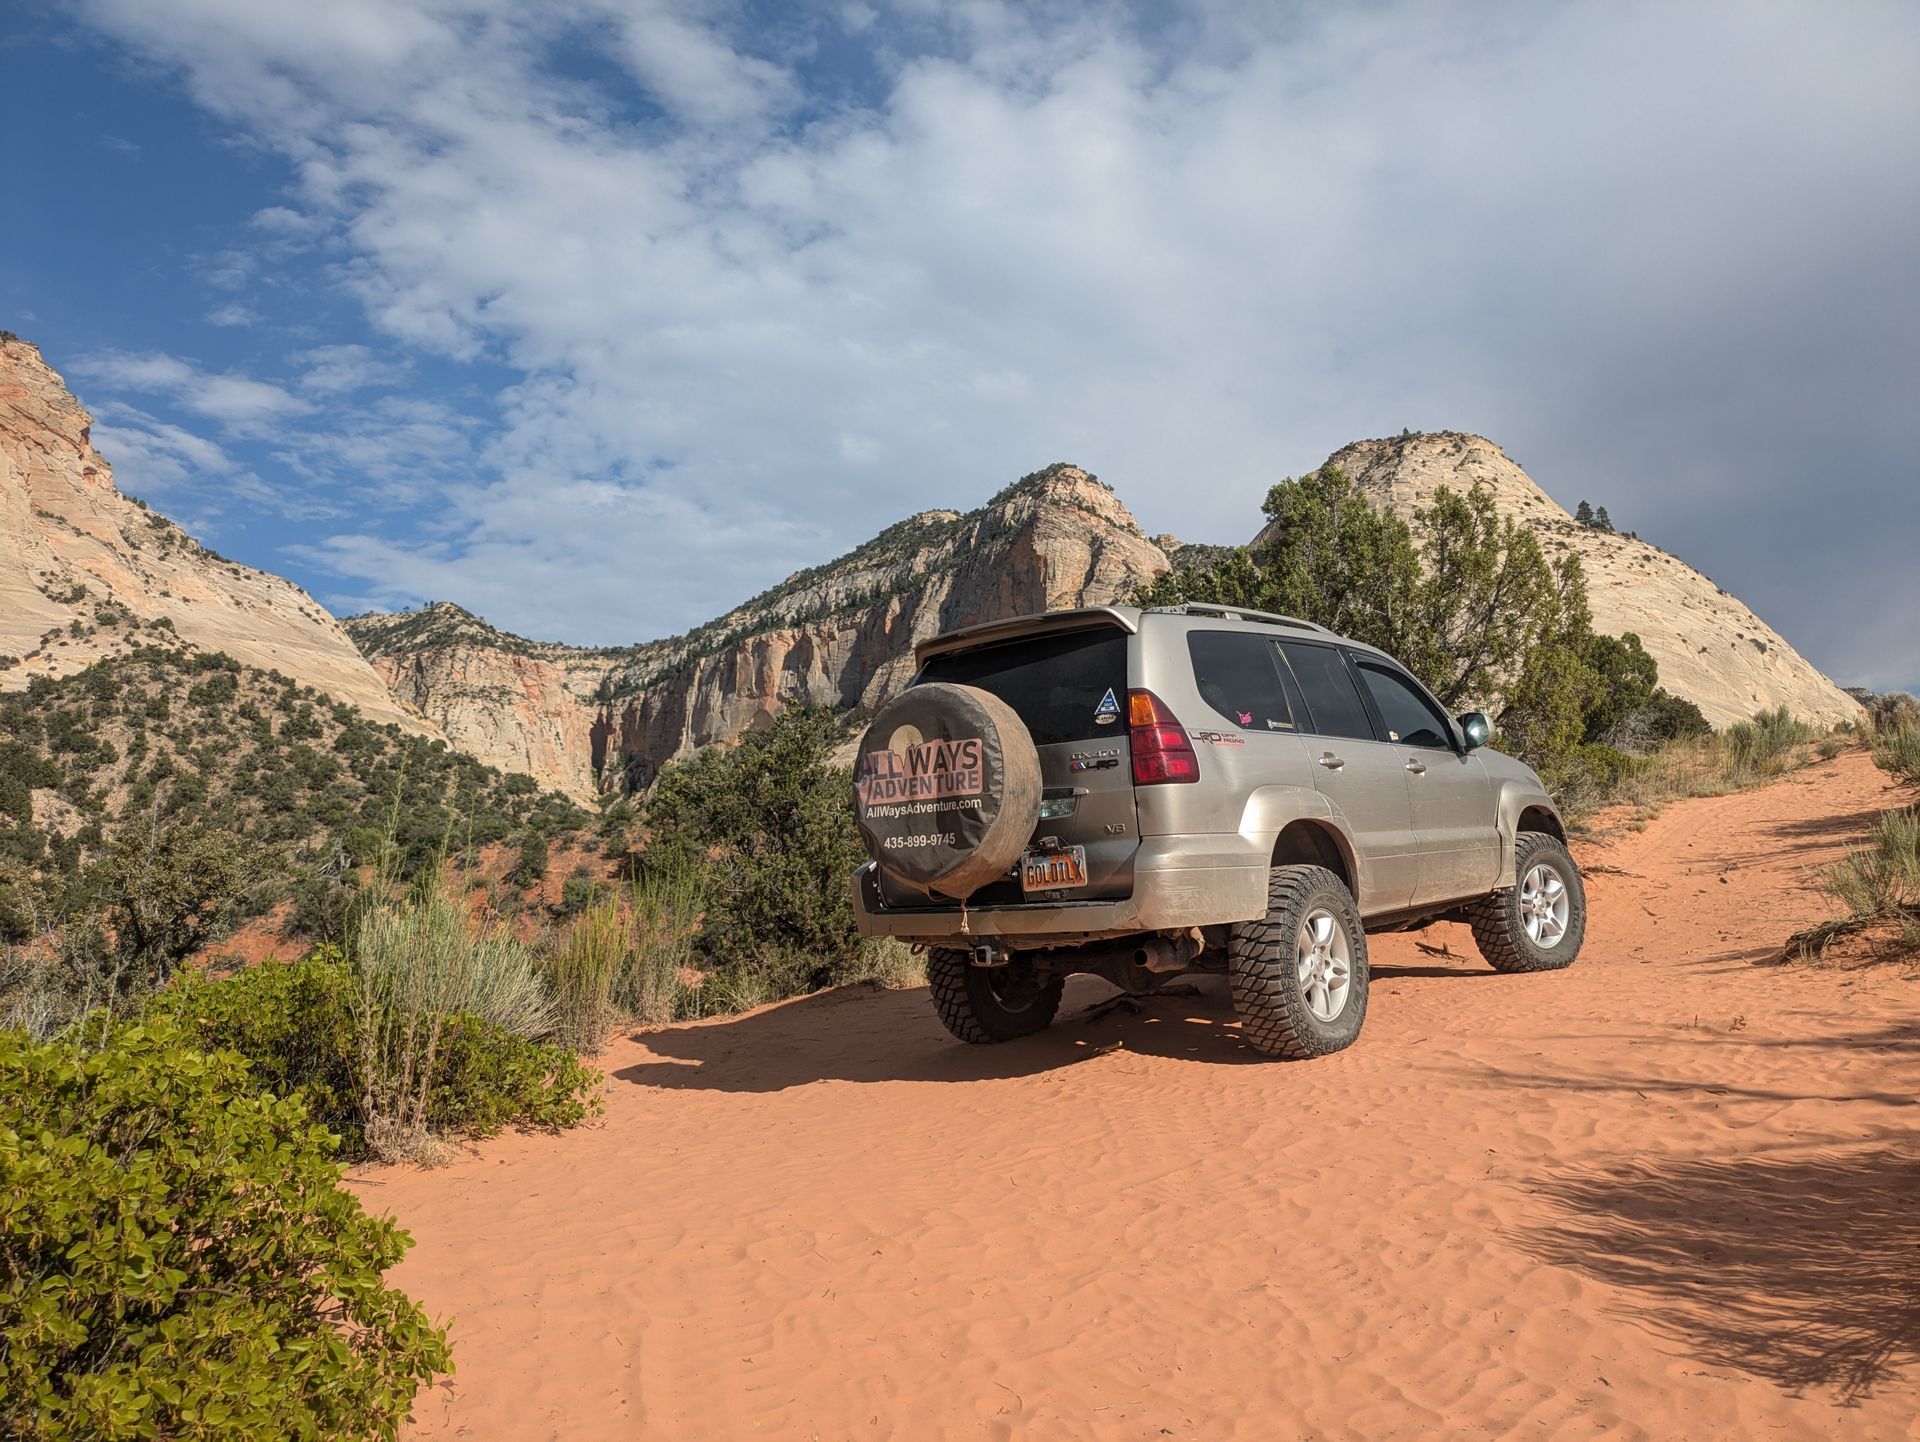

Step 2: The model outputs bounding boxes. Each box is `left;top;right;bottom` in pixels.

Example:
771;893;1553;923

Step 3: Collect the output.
1351;659;1499;905
907;624;1136;906
1275;640;1418;915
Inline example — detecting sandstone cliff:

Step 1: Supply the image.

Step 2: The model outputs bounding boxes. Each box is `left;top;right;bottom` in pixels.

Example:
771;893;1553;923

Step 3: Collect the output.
0;335;435;736
348;466;1171;797
1263;432;1861;730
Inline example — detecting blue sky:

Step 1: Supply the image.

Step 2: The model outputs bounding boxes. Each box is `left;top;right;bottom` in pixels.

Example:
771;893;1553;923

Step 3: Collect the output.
4;2;1917;691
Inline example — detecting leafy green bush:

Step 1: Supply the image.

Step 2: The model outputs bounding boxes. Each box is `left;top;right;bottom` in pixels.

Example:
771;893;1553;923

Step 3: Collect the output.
1634;688;1712;744
557;875;595;916
644;707;865;972
154;947;598;1161
0;1020;449;1440
510;833;549;888
154;954;360;1145
426;1018;600;1138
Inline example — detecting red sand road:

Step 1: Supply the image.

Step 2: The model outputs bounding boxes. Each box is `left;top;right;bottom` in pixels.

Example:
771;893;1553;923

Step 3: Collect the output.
353;750;1919;1441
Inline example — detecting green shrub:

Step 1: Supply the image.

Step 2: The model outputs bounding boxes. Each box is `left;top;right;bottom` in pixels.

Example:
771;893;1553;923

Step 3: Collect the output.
510;833;548;888
1726;707;1815;776
1872;720;1920;788
0;1021;450;1440
1821;808;1920;922
1634;689;1712;744
153;954;359;1146
351;894;554;1161
154;948;598;1160
426;1018;600;1138
557;875;595;917
644;706;865;970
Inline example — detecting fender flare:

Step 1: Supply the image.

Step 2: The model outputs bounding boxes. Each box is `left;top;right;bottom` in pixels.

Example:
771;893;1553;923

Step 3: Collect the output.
1494;782;1566;885
1237;786;1368;910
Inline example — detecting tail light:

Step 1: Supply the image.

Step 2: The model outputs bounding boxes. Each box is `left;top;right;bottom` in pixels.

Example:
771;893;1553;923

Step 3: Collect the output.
1128;689;1199;785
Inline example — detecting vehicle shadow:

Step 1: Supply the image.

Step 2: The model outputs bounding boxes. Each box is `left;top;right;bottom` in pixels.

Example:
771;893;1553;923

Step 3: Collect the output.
1520;1143;1919;1402
611;974;1284;1093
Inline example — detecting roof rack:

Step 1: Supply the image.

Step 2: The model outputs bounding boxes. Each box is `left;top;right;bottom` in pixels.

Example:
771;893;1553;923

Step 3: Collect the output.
1160;603;1332;634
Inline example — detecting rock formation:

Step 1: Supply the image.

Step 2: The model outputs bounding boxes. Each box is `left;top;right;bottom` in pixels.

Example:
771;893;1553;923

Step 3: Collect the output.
356;439;1863;795
0;335;435;736
349;466;1170;797
1268;433;1861;730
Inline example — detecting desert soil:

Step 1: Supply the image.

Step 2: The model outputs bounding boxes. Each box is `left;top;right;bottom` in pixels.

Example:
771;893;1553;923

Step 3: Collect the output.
354;750;1918;1441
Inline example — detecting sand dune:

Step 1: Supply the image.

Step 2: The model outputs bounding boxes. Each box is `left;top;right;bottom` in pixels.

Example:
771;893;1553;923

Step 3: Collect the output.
353;750;1918;1441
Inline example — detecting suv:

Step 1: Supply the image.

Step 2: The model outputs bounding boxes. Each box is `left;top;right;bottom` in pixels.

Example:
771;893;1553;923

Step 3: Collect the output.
850;603;1585;1059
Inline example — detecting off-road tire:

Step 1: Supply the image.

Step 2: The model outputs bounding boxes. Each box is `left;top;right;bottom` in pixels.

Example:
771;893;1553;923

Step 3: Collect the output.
1227;865;1369;1059
926;947;1065;1044
1468;831;1586;973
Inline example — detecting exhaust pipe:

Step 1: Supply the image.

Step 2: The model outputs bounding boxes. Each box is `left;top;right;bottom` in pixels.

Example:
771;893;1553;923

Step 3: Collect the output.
1133;929;1204;974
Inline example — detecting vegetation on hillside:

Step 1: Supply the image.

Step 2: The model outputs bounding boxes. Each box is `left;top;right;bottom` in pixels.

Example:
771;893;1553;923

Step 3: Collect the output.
1136;467;1708;804
0;616;589;967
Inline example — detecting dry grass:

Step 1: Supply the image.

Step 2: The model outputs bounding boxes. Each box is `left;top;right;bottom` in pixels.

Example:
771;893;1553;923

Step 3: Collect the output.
1871;719;1920;788
619;865;705;1026
1575;708;1832;829
545;895;626;1053
1786;807;1920;967
840;937;928;991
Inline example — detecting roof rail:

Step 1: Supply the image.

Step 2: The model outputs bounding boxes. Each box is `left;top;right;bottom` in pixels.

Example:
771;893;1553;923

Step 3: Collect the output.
1162;602;1332;634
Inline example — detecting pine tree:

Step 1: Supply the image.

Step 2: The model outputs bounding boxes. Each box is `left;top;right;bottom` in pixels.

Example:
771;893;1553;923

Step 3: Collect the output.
1593;505;1614;533
1575;500;1594;526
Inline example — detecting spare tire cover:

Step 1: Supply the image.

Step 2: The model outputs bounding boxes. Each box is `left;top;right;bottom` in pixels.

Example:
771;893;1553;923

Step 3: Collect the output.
853;682;1042;899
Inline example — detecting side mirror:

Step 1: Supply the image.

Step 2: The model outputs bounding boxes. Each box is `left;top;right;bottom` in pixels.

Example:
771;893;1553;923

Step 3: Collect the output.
1458;711;1491;751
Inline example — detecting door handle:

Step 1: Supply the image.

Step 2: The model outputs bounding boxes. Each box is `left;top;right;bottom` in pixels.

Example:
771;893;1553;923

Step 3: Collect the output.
1404;759;1427;774
1317;753;1345;770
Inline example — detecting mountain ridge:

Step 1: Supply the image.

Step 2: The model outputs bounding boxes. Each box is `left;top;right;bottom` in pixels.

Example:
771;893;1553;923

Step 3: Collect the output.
347;463;1171;796
0;334;435;737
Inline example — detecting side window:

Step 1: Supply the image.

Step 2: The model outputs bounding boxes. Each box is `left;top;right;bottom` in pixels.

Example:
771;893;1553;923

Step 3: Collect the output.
1356;662;1453;749
1186;631;1294;732
1276;642;1374;741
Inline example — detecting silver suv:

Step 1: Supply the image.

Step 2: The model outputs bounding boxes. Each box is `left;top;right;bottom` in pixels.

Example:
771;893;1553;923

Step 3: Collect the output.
850;603;1586;1059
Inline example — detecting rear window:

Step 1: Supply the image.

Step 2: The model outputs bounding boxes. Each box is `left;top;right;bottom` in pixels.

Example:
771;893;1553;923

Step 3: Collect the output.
1187;631;1295;732
917;627;1128;745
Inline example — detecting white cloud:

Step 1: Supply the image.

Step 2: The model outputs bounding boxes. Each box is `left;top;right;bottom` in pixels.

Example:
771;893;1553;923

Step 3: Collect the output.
294;343;408;395
90;402;237;487
68;0;1920;687
88;402;338;522
205;302;261;327
75;349;314;431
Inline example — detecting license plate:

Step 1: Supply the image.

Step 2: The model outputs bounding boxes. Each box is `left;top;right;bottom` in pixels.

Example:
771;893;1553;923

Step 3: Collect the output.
1021;845;1088;893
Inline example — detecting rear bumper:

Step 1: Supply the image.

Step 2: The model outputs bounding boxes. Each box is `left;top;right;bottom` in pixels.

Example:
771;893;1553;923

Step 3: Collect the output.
852;835;1271;943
